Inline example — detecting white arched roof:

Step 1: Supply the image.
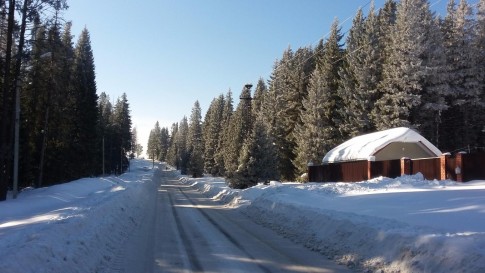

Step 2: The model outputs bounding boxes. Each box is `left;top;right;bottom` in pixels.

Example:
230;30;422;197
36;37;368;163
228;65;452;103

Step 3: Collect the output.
322;127;442;163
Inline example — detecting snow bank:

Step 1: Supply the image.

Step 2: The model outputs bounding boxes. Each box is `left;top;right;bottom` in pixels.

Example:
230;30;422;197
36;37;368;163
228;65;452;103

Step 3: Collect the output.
0;160;158;273
183;174;485;273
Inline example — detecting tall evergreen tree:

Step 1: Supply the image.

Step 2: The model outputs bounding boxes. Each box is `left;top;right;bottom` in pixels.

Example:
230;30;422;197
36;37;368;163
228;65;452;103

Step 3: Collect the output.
373;0;433;130
177;117;189;174
214;90;233;176
252;78;267;118
224;86;253;178
70;27;99;176
188;101;204;177
166;122;179;168
412;14;449;147
476;0;485;148
231;115;279;188
441;0;482;151
203;95;224;175
293;19;344;174
147;121;162;161
159;127;170;161
98;92;115;174
338;6;383;139
264;46;315;180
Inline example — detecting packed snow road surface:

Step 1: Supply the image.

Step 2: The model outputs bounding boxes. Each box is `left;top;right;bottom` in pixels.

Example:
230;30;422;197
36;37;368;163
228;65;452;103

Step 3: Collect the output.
151;168;351;273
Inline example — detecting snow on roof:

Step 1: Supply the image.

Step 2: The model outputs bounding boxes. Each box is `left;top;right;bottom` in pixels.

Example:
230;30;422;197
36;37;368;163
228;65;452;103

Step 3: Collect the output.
322;127;442;163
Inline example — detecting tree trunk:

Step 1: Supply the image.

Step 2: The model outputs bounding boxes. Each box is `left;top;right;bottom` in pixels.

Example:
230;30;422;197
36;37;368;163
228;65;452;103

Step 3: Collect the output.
0;0;16;201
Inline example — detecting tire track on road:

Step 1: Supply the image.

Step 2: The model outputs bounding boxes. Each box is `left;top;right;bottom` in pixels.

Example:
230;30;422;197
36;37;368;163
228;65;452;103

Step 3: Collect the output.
167;190;204;272
177;188;273;273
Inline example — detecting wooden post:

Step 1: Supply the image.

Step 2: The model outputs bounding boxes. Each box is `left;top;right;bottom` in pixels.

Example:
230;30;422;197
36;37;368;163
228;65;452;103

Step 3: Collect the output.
401;157;411;176
440;153;450;180
455;152;465;182
367;156;375;180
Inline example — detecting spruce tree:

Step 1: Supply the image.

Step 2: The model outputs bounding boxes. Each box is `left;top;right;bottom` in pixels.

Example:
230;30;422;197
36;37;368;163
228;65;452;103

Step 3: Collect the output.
224;85;252;179
188;101;204;177
159;127;170;161
214;90;233;176
338;7;382;139
98;92;114;174
412;14;449;147
441;0;482;151
232;115;279;188
293;19;343;174
373;0;432;130
147;121;162;161
166;122;179;168
476;0;485;148
203;95;224;175
70;28;99;176
177;117;189;175
252;78;267;118
264;46;315;181
112;93;132;173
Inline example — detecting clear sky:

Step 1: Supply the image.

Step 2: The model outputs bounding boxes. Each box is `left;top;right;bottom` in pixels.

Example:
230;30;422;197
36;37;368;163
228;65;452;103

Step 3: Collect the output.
63;0;474;155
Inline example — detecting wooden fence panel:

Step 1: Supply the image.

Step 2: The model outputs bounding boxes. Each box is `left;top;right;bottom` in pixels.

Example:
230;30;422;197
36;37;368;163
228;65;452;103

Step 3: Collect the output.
462;152;485;181
411;158;441;180
371;160;401;179
340;161;368;182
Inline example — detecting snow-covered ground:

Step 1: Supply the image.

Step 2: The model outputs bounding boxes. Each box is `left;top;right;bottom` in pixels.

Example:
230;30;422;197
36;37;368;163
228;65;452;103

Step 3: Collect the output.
0;159;158;273
189;174;485;273
1;159;484;272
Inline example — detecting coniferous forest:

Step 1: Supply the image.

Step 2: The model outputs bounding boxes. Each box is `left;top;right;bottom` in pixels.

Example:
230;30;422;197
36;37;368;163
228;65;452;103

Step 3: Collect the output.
0;1;135;201
148;0;485;188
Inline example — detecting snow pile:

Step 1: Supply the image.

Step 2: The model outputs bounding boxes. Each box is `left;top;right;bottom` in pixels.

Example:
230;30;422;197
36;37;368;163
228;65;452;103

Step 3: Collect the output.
0;160;158;273
186;174;485;273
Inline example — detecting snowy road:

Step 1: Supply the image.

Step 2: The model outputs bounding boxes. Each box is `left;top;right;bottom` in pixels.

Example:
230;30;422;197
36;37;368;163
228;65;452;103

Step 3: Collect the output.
150;169;352;273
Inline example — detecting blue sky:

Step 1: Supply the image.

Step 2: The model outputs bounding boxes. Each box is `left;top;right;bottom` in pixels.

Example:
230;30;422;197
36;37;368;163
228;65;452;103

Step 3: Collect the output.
63;0;471;153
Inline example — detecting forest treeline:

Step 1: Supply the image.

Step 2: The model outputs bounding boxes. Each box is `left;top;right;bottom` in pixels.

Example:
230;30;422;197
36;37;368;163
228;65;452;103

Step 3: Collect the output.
0;1;135;201
148;0;485;188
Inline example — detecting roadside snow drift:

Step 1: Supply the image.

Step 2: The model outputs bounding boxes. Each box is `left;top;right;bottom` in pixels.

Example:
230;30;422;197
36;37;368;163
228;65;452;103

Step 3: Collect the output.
0;160;157;273
189;174;485;273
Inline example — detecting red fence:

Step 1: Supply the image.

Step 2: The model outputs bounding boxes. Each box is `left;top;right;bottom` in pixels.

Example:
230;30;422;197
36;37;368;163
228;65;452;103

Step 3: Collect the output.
308;152;485;183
